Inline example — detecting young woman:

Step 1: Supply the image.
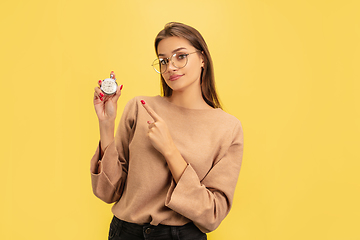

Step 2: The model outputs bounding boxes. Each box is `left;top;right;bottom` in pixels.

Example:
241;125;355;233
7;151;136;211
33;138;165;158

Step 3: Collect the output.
91;22;244;240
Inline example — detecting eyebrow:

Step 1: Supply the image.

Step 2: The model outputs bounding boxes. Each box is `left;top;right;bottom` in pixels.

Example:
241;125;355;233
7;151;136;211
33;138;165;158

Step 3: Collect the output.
158;47;187;57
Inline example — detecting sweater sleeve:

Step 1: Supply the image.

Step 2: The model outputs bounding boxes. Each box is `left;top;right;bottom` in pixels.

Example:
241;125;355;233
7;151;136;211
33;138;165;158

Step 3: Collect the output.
165;121;244;233
90;97;137;204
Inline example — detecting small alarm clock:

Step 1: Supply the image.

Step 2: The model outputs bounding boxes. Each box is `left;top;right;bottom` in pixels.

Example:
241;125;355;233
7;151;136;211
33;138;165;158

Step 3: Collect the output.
100;71;118;95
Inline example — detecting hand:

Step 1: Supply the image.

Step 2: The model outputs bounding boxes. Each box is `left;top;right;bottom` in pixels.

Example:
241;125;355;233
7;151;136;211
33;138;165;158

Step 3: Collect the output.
93;71;123;123
141;100;176;157
141;99;188;183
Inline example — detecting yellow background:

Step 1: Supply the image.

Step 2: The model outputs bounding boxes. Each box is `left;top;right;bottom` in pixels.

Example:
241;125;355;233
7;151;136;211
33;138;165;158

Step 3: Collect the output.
1;0;359;239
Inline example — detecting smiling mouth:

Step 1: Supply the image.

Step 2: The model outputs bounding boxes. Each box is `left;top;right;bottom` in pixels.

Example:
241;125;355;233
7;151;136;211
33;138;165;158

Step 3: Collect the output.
169;74;184;81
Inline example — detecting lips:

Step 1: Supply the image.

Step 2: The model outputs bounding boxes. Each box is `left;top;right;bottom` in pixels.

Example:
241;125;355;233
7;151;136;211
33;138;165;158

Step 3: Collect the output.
169;74;184;81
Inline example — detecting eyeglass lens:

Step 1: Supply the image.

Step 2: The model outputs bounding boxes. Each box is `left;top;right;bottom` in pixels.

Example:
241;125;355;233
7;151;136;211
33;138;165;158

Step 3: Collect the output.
152;53;188;74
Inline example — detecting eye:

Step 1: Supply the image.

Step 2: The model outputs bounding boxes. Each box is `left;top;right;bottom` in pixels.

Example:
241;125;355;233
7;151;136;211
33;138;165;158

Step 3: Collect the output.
177;53;188;60
159;58;168;65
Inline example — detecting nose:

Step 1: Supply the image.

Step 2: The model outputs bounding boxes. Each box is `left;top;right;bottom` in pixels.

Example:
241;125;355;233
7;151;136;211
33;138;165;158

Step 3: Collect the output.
166;58;177;72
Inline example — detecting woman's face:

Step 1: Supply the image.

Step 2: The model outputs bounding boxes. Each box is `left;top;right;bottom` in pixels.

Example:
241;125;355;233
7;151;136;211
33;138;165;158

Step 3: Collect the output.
157;36;204;93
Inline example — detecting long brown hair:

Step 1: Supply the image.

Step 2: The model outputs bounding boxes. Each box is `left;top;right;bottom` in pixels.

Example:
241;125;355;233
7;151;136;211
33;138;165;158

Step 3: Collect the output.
155;22;222;109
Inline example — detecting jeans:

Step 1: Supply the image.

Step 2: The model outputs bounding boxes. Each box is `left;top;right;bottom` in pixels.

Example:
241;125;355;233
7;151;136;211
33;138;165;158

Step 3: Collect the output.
108;215;207;240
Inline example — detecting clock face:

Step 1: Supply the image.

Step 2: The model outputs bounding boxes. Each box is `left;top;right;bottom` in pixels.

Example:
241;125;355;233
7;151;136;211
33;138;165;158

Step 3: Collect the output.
101;78;117;95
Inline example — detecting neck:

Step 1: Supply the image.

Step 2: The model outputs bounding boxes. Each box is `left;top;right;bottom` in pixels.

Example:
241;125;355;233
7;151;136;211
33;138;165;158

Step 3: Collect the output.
167;86;212;110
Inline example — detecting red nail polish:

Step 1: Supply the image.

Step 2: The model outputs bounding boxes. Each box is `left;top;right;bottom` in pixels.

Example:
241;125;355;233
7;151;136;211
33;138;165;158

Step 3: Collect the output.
147;121;151;124
100;92;104;97
98;80;102;84
141;100;145;105
100;97;103;101
120;85;123;90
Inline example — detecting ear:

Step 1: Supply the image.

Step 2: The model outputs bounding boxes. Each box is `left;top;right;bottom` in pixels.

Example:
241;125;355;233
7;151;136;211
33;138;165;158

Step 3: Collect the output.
200;51;205;68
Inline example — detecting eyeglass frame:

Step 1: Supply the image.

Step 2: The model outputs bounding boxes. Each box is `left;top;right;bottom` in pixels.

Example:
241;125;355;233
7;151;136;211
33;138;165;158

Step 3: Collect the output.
151;51;201;74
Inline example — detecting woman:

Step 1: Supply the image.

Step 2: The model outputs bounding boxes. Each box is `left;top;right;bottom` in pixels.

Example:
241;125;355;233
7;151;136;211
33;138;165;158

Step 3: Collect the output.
91;22;244;240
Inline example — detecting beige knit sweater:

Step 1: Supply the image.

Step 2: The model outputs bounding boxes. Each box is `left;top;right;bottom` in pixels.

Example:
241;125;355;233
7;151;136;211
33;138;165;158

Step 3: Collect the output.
90;95;244;233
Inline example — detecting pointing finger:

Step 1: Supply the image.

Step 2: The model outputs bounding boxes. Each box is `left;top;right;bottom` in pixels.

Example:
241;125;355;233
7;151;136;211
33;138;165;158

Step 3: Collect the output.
141;100;161;122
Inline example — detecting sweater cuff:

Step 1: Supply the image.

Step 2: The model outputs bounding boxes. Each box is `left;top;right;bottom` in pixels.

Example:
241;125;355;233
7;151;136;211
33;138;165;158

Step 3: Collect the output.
90;139;122;203
165;163;202;214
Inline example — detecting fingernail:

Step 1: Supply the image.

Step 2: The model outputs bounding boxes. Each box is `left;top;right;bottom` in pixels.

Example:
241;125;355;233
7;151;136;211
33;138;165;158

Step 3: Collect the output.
120;85;123;90
147;121;151;124
100;97;103;101
98;80;102;84
111;71;114;74
100;92;104;97
141;100;145;105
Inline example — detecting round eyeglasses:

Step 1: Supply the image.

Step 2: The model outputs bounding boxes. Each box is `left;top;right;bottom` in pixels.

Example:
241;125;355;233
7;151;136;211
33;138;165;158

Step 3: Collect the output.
152;51;199;74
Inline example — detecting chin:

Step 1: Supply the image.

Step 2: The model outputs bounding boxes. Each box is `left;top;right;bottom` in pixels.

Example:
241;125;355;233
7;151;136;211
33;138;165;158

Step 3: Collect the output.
165;81;183;91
